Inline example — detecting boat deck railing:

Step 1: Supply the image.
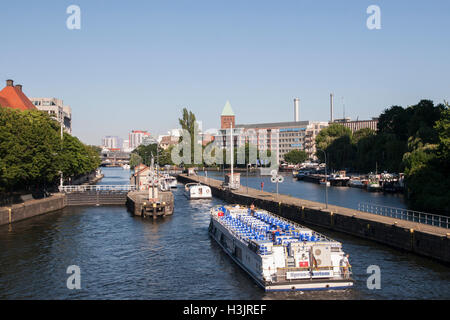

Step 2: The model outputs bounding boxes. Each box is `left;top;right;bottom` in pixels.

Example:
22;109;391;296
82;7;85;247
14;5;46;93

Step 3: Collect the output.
358;202;450;229
272;266;352;282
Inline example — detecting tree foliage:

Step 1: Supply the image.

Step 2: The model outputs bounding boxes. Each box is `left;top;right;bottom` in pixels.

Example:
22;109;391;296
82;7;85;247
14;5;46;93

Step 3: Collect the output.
283;149;308;165
314;99;449;214
0;107;100;192
132;143;174;168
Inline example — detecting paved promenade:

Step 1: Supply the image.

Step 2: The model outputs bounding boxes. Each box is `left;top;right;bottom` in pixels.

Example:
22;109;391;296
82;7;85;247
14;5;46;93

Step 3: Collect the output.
190;174;449;237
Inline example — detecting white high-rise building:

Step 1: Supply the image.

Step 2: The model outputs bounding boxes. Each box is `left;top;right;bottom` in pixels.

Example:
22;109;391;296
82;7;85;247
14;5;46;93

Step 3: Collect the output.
129;130;151;150
102;136;121;149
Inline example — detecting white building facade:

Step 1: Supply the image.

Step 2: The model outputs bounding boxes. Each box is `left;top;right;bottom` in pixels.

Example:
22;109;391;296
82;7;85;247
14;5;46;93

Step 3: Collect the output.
215;121;329;164
129;130;151;150
102;136;121;149
30;97;72;133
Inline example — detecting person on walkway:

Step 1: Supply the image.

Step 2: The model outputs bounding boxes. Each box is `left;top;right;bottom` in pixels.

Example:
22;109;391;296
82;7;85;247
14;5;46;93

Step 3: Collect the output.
261;182;264;191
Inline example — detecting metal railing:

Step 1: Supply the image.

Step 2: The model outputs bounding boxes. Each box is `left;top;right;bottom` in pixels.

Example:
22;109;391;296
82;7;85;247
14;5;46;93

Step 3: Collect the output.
59;185;137;193
358;202;450;229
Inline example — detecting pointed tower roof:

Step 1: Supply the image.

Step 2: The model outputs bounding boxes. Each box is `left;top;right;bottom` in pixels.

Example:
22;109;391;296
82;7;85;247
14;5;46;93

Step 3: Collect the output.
221;101;234;116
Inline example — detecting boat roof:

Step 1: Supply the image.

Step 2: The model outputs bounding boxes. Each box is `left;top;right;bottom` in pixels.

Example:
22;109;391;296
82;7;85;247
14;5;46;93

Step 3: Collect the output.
213;205;339;244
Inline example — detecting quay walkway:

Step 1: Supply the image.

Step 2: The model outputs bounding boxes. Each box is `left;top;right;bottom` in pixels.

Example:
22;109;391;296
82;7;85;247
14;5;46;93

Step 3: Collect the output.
178;174;450;264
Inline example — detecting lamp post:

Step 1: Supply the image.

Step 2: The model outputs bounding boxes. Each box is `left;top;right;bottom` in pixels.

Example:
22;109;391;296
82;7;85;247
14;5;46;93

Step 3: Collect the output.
59;120;64;190
317;148;328;209
246;163;250;194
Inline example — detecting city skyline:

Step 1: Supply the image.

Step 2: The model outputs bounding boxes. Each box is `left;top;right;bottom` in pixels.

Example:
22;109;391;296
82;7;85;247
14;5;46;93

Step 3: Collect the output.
1;0;449;145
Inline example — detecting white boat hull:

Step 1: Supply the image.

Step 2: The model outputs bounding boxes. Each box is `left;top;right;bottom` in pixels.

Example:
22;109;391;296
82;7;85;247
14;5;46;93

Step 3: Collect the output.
185;183;212;199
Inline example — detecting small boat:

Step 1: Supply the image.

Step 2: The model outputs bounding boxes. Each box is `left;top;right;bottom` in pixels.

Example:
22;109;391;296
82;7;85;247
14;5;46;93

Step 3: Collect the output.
162;174;178;188
209;205;354;291
328;171;350;187
185;183;212;199
367;182;382;192
367;174;382;192
295;170;310;180
122;164;130;170
348;178;365;189
319;179;330;186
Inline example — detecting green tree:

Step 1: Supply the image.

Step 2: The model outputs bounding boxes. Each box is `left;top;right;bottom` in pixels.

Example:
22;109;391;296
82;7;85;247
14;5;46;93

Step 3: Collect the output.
315;124;353;169
402;103;449;214
177;108;202;166
129;153;143;169
133;144;159;166
283;150;308;164
0;106;101;193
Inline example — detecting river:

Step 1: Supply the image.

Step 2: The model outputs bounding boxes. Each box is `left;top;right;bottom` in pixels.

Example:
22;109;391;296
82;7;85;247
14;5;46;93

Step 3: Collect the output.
0;167;448;299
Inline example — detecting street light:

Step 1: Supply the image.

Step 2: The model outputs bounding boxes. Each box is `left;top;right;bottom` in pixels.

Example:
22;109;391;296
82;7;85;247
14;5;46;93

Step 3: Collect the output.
316;148;328;209
246;163;250;194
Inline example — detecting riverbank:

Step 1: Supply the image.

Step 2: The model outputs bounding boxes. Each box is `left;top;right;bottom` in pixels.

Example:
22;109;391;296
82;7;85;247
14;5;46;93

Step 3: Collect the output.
0;170;104;226
178;174;450;264
0;193;66;226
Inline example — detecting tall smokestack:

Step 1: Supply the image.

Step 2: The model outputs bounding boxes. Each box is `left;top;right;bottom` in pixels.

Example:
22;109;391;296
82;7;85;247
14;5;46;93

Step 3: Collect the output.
330;93;334;123
294;98;300;122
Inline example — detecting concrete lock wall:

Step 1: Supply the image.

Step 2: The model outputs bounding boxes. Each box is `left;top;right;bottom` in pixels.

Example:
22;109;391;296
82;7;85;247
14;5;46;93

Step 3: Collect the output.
0;193;66;226
177;174;450;264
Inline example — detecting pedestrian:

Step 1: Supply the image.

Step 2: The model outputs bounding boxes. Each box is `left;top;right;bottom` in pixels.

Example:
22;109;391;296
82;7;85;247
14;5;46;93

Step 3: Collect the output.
261;181;264;191
250;203;256;216
340;254;350;278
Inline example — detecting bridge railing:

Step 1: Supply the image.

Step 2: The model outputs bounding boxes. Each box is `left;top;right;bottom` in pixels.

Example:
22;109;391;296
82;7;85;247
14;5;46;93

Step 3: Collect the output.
358;202;450;229
59;185;137;193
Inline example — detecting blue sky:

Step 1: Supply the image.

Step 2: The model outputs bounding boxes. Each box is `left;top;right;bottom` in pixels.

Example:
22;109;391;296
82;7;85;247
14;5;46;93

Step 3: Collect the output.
1;0;449;145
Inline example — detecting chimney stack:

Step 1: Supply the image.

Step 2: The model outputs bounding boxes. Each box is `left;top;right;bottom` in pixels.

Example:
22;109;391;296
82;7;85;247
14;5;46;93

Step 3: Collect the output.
6;79;14;87
330;93;334;123
294;98;300;122
15;84;22;92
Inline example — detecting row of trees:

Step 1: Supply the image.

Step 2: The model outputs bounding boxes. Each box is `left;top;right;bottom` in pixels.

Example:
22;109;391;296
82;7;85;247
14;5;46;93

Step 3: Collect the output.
283;149;308;165
314;100;449;214
129;143;174;168
176;108;274;168
0;107;101;193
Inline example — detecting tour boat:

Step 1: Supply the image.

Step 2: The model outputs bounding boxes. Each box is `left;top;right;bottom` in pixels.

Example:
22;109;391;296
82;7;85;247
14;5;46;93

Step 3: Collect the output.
209;205;354;291
185;183;212;199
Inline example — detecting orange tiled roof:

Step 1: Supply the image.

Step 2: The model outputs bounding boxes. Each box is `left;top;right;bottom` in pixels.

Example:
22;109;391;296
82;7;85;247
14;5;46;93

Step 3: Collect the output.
0;80;37;111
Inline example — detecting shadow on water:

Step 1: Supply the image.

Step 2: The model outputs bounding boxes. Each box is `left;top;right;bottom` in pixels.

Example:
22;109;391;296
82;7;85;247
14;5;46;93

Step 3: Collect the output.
0;167;448;299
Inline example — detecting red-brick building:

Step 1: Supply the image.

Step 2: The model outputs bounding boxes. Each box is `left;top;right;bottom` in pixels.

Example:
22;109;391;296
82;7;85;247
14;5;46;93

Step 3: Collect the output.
220;101;235;129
